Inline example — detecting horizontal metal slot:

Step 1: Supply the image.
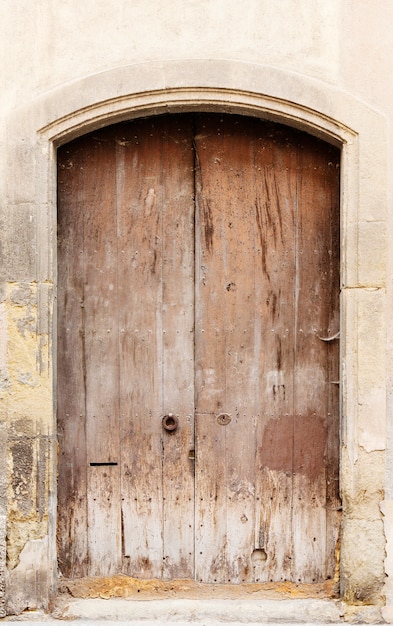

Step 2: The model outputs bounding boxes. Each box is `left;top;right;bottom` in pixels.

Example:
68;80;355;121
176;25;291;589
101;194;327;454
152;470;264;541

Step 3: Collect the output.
89;462;118;467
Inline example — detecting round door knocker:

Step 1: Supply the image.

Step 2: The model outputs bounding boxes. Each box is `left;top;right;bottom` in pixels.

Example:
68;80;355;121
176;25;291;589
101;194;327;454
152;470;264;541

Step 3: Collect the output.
216;412;231;426
162;413;179;432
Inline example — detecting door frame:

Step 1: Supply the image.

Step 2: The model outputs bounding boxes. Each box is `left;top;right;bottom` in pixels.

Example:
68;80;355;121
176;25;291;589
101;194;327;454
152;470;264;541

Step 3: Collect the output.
4;59;388;609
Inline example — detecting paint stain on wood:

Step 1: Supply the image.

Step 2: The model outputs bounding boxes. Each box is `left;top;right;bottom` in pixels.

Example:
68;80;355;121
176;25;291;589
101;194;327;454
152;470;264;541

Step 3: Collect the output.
259;414;327;480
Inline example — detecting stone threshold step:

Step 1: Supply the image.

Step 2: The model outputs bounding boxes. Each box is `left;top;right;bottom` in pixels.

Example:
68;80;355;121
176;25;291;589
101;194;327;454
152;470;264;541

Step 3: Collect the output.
1;597;384;624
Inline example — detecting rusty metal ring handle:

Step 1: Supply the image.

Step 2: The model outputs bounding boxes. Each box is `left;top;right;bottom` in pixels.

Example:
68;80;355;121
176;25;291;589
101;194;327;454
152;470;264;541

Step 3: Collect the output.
162;414;179;432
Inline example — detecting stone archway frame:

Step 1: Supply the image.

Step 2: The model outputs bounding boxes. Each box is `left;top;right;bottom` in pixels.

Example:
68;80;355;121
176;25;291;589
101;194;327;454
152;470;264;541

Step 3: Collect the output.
3;60;388;612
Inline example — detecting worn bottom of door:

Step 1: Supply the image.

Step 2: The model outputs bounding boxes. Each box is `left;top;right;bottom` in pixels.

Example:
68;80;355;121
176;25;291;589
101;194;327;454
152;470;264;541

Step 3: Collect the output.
57;113;340;586
59;575;339;600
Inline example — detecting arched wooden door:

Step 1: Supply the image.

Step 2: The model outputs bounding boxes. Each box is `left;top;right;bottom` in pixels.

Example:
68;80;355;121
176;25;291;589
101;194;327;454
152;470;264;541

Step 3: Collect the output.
57;114;340;584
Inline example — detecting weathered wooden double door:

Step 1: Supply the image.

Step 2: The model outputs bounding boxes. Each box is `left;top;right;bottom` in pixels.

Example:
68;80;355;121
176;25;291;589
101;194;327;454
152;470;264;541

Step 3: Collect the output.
57;114;340;584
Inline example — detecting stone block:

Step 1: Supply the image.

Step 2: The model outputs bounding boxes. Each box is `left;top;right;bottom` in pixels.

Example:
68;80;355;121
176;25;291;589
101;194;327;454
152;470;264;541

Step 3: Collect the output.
343;219;386;289
0;204;37;283
5;537;49;615
341;448;385;518
341;517;385;604
359;138;388;223
5;282;53;434
381;499;393;613
6;139;37;206
357;220;386;288
342;287;386;453
357;287;386;386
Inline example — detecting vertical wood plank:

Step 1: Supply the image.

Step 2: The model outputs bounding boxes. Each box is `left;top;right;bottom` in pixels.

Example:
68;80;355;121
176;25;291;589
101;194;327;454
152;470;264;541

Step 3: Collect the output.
291;134;340;582
195;412;227;582
194;116;297;583
57;141;88;578
323;150;341;584
160;118;195;579
217;118;259;584
253;125;298;583
194;115;233;583
117;117;195;579
82;132;121;575
87;465;121;575
117;119;165;577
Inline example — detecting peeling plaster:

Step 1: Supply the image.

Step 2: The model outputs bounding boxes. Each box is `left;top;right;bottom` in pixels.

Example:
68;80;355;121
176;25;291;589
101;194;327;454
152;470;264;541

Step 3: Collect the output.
6;433;51;571
381;500;393;621
0;302;9;394
3;282;52;591
7;513;48;572
0;373;10;393
17;372;37;386
9;284;35;307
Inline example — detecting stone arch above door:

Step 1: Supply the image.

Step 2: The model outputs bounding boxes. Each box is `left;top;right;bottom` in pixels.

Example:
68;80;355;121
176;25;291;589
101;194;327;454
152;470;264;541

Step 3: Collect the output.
3;60;388;609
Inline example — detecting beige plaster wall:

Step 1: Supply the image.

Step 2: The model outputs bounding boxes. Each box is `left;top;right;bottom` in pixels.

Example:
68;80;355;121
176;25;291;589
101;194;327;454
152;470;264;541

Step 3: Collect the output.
2;0;341;101
1;0;392;619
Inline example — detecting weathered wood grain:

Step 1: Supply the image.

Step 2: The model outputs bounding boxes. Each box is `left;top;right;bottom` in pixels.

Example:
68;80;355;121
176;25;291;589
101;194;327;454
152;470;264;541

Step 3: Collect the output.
291;134;340;582
115;117;195;578
116;118;167;577
57;140;89;578
195;116;260;583
57;114;340;585
158;118;195;579
253;124;298;583
82;133;121;575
